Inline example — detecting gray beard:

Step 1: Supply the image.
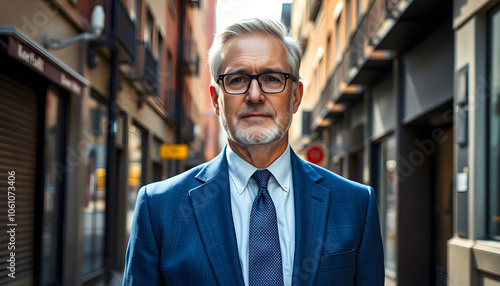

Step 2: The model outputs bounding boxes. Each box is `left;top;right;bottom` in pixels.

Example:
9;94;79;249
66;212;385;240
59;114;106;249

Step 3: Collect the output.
219;98;294;146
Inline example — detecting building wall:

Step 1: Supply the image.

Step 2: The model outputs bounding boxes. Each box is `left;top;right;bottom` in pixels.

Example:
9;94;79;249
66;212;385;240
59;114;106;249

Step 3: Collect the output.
0;0;215;285
449;0;500;285
402;23;454;122
290;0;366;156
184;0;219;164
370;73;395;139
291;0;463;285
0;0;82;69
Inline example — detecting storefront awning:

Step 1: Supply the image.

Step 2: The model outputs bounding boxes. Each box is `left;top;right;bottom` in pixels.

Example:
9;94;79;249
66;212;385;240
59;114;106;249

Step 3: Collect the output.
0;27;89;97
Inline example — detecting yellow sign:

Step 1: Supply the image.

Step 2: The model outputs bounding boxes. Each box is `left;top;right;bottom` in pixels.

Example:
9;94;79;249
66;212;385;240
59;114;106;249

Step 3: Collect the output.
160;144;189;160
95;168;106;189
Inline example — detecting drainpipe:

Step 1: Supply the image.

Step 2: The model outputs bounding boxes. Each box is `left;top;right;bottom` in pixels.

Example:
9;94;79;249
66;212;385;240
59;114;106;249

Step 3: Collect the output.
175;0;186;173
104;0;118;282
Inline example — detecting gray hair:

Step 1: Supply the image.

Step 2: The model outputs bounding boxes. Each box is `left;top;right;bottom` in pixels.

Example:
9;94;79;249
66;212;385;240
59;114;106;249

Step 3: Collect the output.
208;18;301;91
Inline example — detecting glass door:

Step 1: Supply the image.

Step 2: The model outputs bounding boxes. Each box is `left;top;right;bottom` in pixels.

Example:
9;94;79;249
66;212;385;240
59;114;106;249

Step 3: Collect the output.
376;135;397;279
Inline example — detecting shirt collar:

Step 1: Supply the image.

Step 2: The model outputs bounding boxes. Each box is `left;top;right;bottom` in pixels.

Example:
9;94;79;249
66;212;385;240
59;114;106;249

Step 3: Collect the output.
226;145;292;194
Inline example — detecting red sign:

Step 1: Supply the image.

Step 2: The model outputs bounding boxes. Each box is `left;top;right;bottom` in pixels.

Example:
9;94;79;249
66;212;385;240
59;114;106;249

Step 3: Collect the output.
8;36;85;96
306;144;325;164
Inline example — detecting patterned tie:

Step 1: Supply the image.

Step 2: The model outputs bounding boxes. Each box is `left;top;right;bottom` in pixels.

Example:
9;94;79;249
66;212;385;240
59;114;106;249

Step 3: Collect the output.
248;169;284;286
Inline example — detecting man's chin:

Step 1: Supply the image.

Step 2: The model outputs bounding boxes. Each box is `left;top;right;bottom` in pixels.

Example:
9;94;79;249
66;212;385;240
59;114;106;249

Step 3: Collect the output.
242;138;274;145
234;129;283;145
233;135;270;145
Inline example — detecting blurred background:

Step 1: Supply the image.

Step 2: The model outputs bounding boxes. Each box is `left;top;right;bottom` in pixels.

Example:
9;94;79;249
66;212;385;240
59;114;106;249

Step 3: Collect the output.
0;0;499;285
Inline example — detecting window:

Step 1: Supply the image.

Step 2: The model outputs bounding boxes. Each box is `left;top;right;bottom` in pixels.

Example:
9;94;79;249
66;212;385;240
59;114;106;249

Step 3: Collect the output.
318;57;324;93
313;3;323;28
168;0;176;18
145;11;153;49
309;0;322;22
358;0;364;19
152;137;164;182
327;34;332;70
82;94;108;276
115;111;126;147
127;124;147;235
157;33;163;66
488;5;500;239
157;33;163;98
41;87;65;284
130;0;140;41
376;135;397;276
346;0;352;42
167;51;173;91
335;14;341;63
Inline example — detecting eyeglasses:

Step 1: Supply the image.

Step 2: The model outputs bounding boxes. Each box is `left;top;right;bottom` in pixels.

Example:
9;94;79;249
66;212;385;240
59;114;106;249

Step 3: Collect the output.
217;72;297;95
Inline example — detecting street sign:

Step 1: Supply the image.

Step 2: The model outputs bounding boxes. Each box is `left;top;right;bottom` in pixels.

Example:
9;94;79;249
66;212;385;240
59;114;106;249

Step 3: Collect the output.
160;144;189;160
305;144;325;164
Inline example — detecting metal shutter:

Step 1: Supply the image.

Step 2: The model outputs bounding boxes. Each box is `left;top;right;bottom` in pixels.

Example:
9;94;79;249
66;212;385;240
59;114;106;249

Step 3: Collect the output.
0;74;36;285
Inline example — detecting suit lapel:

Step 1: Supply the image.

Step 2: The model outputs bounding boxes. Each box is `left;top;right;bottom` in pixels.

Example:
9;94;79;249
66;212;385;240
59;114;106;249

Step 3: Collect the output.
189;149;244;286
290;152;331;286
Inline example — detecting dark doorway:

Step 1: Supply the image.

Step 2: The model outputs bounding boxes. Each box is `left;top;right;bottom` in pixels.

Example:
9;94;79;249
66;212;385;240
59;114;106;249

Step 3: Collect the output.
432;128;454;285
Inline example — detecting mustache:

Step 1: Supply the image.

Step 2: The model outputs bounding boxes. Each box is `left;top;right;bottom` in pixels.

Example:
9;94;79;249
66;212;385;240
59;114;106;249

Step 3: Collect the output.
235;106;276;119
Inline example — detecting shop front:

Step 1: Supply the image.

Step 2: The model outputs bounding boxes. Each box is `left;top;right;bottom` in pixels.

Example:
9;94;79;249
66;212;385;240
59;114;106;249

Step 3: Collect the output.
0;27;88;285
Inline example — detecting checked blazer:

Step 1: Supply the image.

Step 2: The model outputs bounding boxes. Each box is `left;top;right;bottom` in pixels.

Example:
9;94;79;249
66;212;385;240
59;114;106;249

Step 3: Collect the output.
123;146;385;285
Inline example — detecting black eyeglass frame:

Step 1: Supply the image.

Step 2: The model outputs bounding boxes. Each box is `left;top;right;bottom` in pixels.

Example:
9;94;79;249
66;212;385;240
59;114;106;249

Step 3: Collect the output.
217;72;298;95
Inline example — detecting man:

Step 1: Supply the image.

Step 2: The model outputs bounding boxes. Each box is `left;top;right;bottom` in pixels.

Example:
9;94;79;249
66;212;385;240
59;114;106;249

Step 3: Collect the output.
123;18;384;286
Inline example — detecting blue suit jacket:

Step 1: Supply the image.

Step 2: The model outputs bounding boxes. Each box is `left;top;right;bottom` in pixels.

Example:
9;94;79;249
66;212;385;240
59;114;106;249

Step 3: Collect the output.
123;147;384;285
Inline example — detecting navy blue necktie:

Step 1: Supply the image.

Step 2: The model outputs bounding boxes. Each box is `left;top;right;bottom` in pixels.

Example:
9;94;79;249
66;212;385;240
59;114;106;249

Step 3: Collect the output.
249;169;284;286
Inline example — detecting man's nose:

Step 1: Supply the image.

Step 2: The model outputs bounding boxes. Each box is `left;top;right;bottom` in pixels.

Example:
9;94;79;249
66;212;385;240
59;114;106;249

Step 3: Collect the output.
246;79;264;103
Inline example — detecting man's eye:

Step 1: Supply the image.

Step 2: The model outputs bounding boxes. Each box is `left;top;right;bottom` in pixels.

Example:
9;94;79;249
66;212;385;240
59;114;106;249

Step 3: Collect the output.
263;75;282;84
228;76;247;84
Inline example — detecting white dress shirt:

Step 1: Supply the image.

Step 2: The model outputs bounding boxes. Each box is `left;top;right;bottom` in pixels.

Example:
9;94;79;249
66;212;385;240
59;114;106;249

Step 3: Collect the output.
226;145;295;286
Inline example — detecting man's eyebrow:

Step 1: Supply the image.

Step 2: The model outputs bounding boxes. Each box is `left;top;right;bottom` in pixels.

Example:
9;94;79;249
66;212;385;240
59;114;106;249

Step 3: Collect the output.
224;68;247;74
261;68;285;73
224;67;286;74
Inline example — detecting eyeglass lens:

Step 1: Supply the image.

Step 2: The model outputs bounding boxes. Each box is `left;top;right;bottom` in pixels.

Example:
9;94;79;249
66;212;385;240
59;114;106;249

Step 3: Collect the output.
223;73;287;94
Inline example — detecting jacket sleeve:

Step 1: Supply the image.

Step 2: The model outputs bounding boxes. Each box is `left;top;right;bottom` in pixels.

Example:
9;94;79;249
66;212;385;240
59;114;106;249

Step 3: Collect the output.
123;186;165;286
355;186;385;285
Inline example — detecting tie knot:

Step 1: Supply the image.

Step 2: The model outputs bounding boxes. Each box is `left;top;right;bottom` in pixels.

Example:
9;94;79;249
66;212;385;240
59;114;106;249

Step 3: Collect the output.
252;169;272;189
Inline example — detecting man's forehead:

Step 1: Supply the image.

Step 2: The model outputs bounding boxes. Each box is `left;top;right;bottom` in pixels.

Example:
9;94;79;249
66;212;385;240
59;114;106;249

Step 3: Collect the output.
222;32;282;48
219;33;288;72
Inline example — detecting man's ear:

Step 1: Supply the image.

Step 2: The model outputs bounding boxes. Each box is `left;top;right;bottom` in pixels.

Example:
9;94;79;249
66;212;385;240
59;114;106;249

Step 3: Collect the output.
209;84;220;116
292;82;304;114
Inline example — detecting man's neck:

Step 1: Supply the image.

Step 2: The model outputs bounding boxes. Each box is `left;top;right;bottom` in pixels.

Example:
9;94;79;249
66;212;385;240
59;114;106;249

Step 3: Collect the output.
227;138;289;169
